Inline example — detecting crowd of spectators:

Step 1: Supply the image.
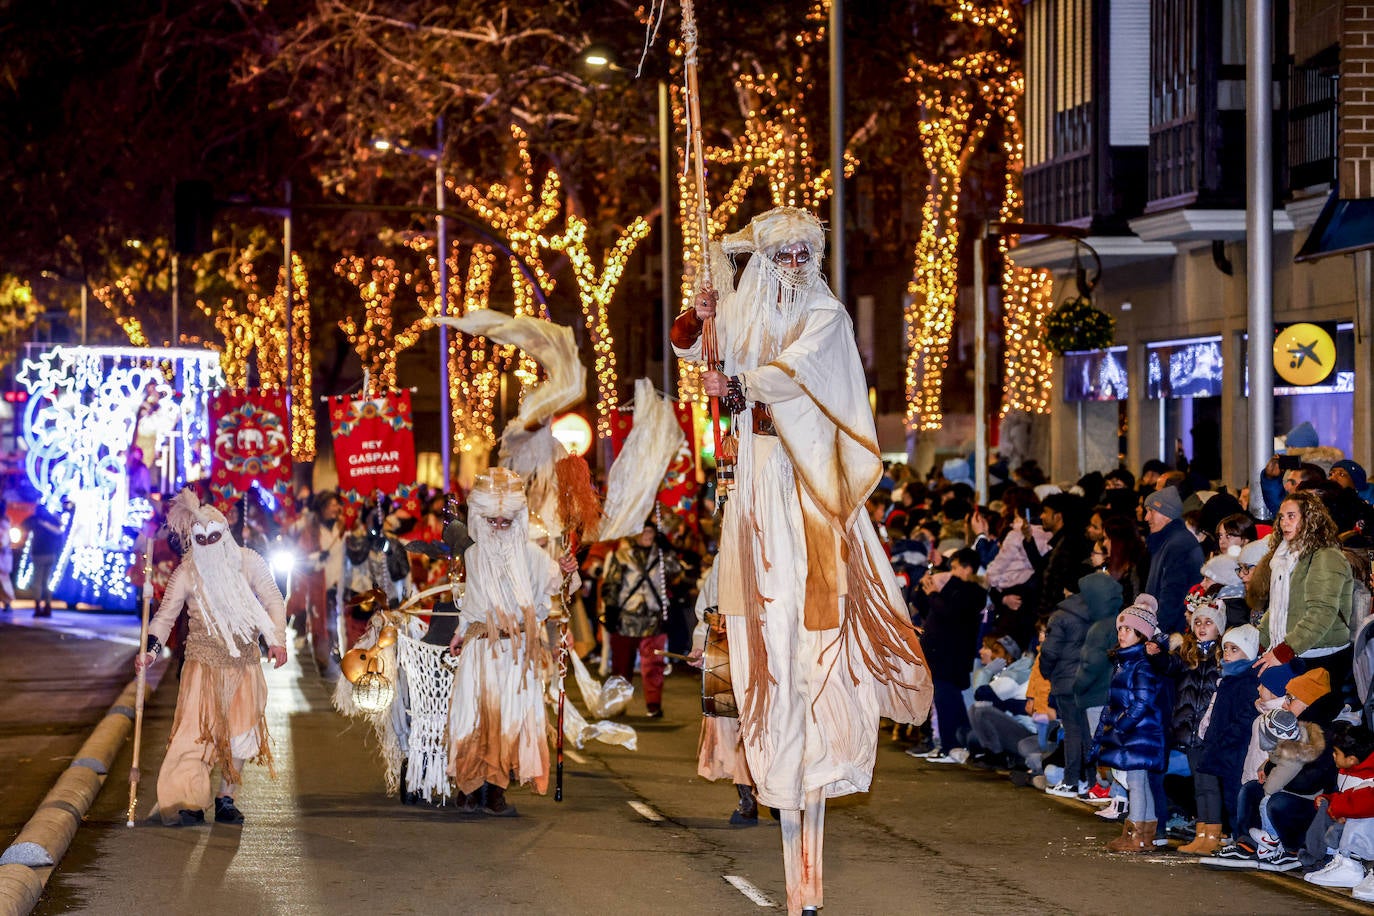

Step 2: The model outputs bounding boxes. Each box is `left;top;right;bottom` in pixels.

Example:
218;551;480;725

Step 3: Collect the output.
875;441;1374;901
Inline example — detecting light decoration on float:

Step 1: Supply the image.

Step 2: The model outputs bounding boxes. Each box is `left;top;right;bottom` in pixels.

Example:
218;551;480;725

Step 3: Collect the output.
671;4;856;404
904;49;1015;431
549;214;651;437
14;346;223;609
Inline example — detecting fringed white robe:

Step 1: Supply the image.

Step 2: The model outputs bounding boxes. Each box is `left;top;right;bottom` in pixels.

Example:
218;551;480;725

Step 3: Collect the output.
447;541;561;794
676;287;932;811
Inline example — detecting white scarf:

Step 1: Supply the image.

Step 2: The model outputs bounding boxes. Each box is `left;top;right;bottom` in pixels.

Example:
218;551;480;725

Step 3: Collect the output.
1267;540;1299;649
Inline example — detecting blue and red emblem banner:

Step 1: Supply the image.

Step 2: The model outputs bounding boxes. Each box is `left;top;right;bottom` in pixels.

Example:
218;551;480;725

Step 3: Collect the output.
208;389;293;511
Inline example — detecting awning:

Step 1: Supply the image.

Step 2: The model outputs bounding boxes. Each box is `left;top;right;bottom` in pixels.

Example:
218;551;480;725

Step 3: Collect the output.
1294;191;1374;262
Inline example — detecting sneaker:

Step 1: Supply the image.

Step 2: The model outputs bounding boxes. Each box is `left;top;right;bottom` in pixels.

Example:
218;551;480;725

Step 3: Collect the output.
1095;797;1126;821
1201;842;1259;869
906;745;942;759
1258;851;1303;873
1031;773;1048;791
1249;828;1281;859
926;748;969;764
1045;782;1081;798
1304;853;1366;888
1353;868;1374;902
1081;783;1112;804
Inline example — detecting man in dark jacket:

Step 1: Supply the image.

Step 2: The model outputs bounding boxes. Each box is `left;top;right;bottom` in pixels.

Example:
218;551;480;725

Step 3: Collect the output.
1142;486;1204;635
919;548;987;760
1041;572;1123;795
1025;492;1093;621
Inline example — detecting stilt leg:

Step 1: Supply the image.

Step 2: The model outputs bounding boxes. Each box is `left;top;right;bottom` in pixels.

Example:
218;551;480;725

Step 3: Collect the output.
801;789;825;908
780;807;803;916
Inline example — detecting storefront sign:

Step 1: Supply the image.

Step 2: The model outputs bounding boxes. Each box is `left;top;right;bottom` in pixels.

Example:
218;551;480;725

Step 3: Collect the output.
1272;322;1337;386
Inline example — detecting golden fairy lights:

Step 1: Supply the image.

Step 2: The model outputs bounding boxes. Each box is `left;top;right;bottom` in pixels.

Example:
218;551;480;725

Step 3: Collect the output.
550;215;652;437
93;277;149;347
905;51;1014;431
285;253;316;459
996;77;1056;416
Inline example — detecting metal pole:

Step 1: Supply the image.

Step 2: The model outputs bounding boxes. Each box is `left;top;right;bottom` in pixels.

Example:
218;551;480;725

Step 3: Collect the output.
659;80;674;398
973;225;987;505
170;254;178;346
79;285;87;347
1246;0;1274;517
828;0;846;304
436;115;452;492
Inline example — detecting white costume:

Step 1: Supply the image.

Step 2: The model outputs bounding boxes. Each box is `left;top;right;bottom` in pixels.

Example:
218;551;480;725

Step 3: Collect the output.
447;468;564;798
148;489;287;825
674;207;931;914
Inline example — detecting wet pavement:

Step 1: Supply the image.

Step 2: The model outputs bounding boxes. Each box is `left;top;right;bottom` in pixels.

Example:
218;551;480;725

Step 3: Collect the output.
5;618;1346;915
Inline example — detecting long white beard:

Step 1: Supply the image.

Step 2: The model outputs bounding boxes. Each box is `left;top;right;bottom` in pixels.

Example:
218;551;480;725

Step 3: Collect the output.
466;526;539;630
189;540;275;657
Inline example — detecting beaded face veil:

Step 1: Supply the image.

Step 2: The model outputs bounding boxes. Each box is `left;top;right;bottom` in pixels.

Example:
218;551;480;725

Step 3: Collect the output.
719;207;828;365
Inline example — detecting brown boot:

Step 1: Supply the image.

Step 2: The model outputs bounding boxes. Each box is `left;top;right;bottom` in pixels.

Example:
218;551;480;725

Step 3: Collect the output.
481;783;518;817
1178;823;1222;855
1107;819;1153;853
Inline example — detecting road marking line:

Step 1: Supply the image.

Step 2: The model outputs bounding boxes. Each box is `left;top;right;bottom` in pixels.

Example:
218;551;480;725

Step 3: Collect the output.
627;800;663;822
723;875;776;907
564;749;586;764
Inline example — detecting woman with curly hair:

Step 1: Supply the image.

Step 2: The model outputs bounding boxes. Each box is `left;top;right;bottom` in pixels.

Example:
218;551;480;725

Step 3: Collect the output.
1250;490;1354;722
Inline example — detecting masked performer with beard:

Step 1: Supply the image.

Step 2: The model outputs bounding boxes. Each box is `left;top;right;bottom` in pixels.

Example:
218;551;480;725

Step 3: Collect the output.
446;468;577;816
673;207;932;916
135;488;288;826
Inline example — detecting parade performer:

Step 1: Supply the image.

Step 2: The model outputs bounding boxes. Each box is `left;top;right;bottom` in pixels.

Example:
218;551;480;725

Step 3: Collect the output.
134;488;287;826
600;521;684;718
446;468;577;816
673;206;932;915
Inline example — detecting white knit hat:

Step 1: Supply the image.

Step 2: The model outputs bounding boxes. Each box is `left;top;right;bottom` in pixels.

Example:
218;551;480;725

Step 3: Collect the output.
1222;624;1260;661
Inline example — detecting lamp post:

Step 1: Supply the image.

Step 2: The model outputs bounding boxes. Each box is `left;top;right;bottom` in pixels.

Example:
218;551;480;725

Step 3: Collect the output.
38;270;89;346
583;45;674;398
373;117;452;492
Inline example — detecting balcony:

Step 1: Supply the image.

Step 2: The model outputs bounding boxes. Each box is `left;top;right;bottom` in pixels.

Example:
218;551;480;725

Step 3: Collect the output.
1288;50;1339;193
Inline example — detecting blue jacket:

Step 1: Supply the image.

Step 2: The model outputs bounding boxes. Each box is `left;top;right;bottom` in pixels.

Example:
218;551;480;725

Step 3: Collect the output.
1144;519;1204;634
1198;665;1260;781
1090;643;1170;773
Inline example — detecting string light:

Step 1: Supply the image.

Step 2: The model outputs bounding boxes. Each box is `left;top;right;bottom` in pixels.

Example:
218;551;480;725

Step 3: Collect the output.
92;278;149;347
549;214;651;437
285;253;316;459
904;49;1015;431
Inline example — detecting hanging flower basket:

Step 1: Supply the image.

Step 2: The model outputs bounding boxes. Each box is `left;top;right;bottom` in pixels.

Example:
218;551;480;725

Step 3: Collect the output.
1043;295;1115;355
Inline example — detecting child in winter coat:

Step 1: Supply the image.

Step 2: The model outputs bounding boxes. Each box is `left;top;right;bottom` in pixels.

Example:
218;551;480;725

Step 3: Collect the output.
1197;624;1262;837
1154;599;1225;854
1091;595;1170;853
1306;724;1374;897
1226;708;1331;872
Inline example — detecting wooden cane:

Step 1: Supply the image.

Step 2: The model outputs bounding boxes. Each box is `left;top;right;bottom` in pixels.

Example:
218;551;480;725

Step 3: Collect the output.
126;545;154;827
553;540;576;803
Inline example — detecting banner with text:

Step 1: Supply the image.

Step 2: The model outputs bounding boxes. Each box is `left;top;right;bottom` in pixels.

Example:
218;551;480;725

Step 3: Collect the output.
328;391;420;519
208;389;293;512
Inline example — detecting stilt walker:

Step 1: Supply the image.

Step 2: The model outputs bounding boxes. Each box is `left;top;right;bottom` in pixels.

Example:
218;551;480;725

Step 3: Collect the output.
666;12;934;905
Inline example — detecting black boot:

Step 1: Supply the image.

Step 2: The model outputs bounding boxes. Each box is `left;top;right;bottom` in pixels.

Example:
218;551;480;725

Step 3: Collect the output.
729;784;758;825
482;783;518;817
214;796;245;825
177;808;206;826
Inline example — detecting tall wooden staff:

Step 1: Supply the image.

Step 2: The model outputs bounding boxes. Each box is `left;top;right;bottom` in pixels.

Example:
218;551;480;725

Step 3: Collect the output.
126;544;155;827
553;455;602;802
681;0;734;483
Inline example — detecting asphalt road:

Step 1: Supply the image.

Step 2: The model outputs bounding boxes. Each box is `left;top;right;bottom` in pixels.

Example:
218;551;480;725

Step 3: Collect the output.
9;627;1346;916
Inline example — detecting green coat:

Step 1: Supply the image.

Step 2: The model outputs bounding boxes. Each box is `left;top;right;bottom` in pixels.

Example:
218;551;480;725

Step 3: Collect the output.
1258;546;1353;657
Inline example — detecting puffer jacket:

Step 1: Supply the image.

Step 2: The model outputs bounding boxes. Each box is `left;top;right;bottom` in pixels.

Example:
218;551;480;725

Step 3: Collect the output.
1198;665;1260;780
1152;643;1221;749
1090;642;1170;773
1040;572;1122;696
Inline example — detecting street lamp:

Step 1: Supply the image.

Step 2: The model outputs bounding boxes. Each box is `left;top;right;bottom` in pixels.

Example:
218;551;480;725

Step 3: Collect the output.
373;117;452;492
38;270;89;346
582;46;675;399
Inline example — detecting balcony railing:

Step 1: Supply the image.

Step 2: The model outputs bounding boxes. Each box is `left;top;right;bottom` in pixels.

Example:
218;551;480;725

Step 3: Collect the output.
1288;56;1338;192
1025;151;1094;225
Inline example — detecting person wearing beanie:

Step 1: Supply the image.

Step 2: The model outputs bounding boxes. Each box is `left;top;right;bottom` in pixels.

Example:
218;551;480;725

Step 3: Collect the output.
1284;668;1332;718
1198;626;1263;840
1253;490;1354;724
1142;486;1205;636
1331;459;1374;506
1210;705;1332;872
1090;594;1170;853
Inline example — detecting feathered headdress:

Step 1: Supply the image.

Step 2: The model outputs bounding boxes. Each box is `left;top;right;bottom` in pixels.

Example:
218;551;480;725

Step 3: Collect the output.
166;487;227;545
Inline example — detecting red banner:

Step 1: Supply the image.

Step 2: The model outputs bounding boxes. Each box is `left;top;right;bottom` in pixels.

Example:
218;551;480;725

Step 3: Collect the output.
328;391;420;519
208;389;293;511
